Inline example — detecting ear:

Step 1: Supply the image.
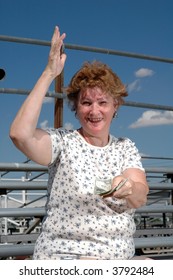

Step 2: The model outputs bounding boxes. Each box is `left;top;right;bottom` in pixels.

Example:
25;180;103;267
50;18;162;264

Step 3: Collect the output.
114;101;119;111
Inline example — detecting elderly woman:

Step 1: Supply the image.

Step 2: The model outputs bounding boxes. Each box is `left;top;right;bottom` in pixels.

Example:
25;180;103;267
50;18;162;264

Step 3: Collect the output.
10;26;149;260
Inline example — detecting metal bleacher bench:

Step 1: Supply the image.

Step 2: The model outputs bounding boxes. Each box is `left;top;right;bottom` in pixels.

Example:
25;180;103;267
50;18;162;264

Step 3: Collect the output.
0;205;173;259
1;233;173;258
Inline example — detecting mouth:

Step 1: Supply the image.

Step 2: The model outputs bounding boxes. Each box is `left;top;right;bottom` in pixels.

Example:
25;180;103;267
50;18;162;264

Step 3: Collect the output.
87;117;103;123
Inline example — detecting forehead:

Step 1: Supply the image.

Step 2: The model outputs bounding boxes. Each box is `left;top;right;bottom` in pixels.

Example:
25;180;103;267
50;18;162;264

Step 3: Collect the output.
79;87;111;100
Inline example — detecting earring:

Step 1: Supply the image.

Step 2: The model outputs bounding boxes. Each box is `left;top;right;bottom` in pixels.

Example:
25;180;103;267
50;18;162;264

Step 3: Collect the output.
75;112;78;119
113;111;118;119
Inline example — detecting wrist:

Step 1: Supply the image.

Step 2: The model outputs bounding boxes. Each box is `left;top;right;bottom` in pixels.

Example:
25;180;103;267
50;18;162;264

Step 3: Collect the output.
42;67;56;83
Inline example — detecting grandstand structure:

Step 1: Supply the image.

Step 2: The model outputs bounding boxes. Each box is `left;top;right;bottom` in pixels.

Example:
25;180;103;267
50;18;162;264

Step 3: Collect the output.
0;34;173;259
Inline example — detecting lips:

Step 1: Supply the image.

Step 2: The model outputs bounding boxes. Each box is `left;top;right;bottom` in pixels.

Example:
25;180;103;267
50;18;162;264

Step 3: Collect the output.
87;117;103;123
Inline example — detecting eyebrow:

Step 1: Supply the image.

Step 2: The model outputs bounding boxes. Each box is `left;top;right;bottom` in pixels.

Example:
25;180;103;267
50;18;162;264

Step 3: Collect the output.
80;96;108;101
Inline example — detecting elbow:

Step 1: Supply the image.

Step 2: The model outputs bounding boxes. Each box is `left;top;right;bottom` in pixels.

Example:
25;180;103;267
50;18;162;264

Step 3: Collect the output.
9;127;15;142
134;183;149;208
9;126;16;143
129;199;147;209
9;125;25;148
135;196;148;209
9;125;19;143
127;190;148;209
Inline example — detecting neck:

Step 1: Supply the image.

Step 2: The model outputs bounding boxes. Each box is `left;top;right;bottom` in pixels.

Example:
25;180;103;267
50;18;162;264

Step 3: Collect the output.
78;128;109;147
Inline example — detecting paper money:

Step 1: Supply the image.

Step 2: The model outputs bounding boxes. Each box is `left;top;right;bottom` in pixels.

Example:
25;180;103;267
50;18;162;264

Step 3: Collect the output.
94;178;112;195
94;177;129;197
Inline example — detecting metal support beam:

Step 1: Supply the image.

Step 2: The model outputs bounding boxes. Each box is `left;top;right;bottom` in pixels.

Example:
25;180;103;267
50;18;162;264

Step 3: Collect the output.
0;181;47;190
54;73;64;128
1;88;173;112
0;162;47;171
1;237;173;258
1;35;173;64
1;205;173;218
0;162;173;174
0;207;45;217
0;181;173;190
134;236;173;249
0;244;35;257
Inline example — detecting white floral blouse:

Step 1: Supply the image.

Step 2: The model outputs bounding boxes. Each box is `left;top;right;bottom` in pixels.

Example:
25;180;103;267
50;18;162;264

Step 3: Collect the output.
33;128;144;260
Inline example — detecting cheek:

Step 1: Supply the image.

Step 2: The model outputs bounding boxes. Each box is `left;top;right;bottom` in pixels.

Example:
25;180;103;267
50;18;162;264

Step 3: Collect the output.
106;107;115;117
76;107;88;119
77;104;90;113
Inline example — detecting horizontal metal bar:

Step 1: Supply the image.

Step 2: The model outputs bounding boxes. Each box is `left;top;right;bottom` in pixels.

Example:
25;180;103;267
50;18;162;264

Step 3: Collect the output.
136;205;173;213
134;236;173;249
1;205;173;218
0;244;35;257
0;233;39;243
0;88;65;98
0;181;47;190
135;228;173;236
0;181;173;190
145;167;173;174
0;162;173;174
142;156;173;160
0;236;173;257
0;35;51;47
1;35;173;64
0;207;45;217
1;88;173;112
148;183;173;190
124;101;173;111
67;44;173;64
2;229;173;244
0;162;47;172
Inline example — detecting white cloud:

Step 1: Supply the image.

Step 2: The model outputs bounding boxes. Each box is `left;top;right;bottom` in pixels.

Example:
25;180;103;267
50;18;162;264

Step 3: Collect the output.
43;97;54;104
127;68;154;93
63;122;74;130
39;121;74;130
127;79;141;93
40;120;49;129
129;110;173;128
135;68;154;78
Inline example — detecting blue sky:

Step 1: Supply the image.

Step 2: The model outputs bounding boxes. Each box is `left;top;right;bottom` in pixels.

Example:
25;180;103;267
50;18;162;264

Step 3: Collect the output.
0;0;173;169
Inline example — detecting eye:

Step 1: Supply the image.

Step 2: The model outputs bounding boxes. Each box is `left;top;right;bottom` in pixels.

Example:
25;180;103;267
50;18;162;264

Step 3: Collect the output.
99;101;107;105
82;101;91;106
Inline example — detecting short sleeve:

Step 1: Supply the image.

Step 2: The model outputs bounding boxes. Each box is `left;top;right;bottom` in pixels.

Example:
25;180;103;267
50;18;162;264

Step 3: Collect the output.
119;138;144;172
46;128;64;165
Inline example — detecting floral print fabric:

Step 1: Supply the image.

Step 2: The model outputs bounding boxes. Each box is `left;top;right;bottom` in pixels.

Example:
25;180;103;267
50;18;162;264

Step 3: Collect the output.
33;129;144;260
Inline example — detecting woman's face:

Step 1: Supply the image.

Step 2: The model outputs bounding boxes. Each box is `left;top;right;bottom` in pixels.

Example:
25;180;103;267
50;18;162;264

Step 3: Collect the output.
76;87;118;137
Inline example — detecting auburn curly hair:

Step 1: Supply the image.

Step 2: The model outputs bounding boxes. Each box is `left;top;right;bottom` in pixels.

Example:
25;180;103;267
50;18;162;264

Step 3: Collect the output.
65;61;128;112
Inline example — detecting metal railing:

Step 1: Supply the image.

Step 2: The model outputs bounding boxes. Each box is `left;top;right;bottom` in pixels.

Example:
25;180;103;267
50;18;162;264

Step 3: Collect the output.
0;162;173;259
1;34;173;259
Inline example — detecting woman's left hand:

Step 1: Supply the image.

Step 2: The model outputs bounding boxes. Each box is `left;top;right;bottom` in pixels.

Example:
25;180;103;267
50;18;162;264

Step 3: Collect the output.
111;175;133;199
105;169;149;208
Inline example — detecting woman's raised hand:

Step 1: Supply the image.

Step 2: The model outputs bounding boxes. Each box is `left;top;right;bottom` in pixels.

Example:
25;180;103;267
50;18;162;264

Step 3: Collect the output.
45;26;66;79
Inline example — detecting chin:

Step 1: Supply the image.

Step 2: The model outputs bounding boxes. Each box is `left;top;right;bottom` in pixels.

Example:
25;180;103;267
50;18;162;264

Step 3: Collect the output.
89;128;104;135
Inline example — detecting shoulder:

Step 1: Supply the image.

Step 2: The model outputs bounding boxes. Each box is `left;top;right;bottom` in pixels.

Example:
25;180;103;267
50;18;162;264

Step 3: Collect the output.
46;127;75;139
111;135;134;146
110;136;140;154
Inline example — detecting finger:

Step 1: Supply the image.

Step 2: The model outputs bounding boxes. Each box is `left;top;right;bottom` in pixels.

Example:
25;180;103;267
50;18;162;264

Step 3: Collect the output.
115;186;132;198
51;26;60;45
60;53;67;65
51;27;66;51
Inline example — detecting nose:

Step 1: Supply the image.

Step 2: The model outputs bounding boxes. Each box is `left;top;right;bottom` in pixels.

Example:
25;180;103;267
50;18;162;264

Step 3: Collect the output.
89;103;100;116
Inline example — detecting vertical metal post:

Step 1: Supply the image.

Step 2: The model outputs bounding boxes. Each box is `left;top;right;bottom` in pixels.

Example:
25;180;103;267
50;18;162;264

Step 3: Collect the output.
166;173;173;225
54;72;64;128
